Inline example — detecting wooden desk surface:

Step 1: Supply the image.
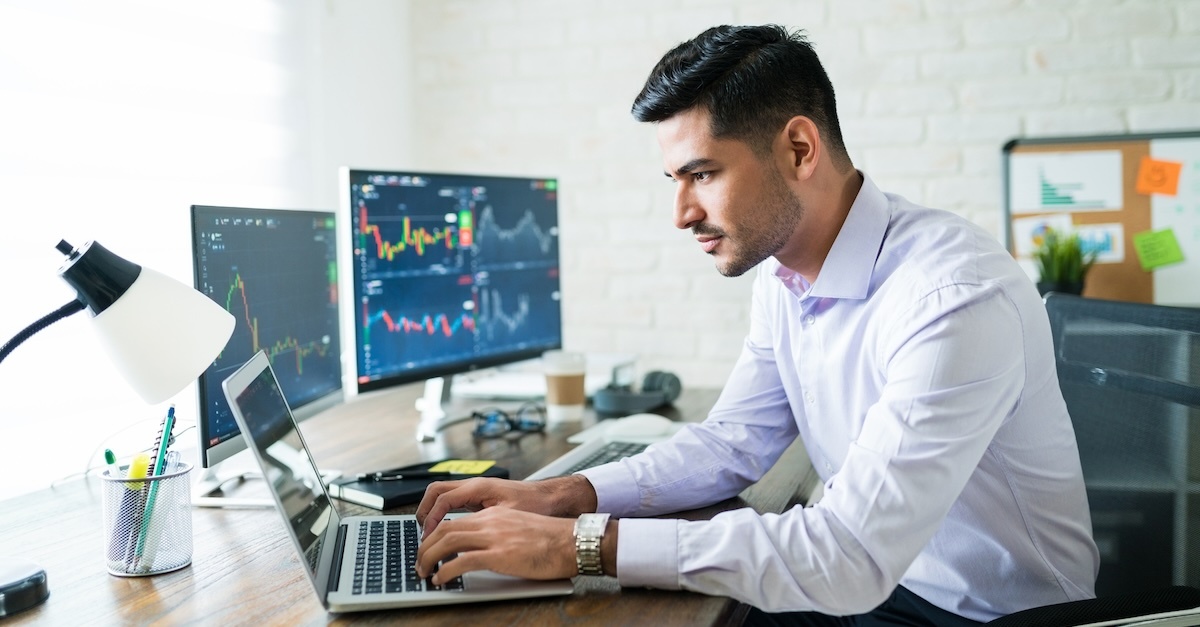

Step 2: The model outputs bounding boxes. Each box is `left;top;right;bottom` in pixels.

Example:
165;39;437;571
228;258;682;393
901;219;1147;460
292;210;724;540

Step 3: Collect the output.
0;386;814;626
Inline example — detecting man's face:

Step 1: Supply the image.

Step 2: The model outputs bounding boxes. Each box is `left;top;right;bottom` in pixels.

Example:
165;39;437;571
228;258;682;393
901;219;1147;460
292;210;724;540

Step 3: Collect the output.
657;108;804;277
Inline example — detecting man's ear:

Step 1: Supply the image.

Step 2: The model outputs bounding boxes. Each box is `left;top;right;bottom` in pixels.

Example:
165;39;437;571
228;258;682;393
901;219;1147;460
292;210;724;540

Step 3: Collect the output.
779;116;821;181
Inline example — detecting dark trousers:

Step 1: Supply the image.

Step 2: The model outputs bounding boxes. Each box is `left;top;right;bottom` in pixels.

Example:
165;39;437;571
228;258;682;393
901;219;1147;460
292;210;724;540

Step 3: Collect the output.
743;586;984;627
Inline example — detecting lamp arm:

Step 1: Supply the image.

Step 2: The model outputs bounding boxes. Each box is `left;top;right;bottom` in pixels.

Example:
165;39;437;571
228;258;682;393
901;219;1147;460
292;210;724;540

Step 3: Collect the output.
0;299;87;365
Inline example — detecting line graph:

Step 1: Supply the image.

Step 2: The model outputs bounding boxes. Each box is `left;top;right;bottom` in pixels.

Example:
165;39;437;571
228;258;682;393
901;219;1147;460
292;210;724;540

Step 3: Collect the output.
224;272;335;375
474;205;557;265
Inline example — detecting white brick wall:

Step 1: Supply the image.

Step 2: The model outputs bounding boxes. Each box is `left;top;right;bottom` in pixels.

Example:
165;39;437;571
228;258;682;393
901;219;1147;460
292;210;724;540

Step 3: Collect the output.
408;0;1200;388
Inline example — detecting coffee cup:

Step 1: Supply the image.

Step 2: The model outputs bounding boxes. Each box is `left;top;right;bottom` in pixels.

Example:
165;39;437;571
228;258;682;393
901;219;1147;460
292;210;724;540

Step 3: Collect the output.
542;350;586;423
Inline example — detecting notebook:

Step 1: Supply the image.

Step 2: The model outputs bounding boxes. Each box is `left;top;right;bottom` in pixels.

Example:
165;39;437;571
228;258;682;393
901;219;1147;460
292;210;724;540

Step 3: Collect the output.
328;460;510;510
222;350;574;612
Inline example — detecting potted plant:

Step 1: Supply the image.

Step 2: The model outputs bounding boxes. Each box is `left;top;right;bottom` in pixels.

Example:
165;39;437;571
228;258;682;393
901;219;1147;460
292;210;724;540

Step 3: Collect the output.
1033;227;1097;296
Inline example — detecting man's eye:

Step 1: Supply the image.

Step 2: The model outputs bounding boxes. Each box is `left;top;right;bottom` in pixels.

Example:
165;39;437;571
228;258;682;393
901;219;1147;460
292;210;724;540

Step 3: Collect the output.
693;171;711;182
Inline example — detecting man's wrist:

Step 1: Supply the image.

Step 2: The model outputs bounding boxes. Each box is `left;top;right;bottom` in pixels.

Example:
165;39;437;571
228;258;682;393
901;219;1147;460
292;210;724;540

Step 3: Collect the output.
600;519;618;577
556;473;598;516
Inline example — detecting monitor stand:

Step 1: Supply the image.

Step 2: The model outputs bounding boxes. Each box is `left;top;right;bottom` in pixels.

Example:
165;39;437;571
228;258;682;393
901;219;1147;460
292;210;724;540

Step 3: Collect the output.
413;376;475;442
191;449;343;509
191;464;272;509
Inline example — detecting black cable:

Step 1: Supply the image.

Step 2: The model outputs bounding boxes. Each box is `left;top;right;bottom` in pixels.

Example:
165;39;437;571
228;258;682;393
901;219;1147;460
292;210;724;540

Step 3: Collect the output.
0;299;87;364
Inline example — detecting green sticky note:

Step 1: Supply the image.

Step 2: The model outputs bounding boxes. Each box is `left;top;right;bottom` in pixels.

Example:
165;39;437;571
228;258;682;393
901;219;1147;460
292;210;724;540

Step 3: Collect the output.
1132;228;1185;270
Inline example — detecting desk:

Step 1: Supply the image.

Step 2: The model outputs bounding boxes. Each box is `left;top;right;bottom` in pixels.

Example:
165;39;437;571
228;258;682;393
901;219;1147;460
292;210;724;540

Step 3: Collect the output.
0;386;816;625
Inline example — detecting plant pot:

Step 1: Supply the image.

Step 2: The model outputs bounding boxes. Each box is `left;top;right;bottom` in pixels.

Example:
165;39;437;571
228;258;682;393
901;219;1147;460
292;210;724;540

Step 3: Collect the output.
1037;281;1084;296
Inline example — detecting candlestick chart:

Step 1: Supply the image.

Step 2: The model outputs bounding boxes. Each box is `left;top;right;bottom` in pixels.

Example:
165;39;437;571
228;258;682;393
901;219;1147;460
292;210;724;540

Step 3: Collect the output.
347;171;562;389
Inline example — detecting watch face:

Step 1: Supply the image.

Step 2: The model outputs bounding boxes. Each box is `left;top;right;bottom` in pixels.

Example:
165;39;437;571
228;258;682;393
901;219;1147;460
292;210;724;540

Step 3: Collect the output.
577;513;610;534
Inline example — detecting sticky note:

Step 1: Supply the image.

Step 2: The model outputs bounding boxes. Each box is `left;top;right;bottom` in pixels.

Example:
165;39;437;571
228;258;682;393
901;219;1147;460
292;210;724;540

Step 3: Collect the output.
1132;228;1185;270
429;459;496;474
1135;156;1183;196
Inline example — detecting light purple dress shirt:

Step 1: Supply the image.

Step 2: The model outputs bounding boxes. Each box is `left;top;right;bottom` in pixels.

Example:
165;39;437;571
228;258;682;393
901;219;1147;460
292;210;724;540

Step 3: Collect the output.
579;173;1099;621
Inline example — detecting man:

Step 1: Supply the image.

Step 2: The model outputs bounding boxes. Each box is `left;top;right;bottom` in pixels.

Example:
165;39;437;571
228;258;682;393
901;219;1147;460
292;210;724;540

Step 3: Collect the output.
416;24;1098;624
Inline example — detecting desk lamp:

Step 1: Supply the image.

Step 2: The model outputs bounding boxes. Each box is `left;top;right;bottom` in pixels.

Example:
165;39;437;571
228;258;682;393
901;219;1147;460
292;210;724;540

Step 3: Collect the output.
0;240;235;617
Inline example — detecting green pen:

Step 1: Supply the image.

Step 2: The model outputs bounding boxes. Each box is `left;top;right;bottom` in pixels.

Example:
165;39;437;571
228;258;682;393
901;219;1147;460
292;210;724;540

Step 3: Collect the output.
132;406;176;570
103;449;119;479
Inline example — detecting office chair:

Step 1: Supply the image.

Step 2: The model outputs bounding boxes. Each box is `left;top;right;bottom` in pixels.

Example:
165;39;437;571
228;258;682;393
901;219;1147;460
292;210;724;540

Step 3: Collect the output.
989;293;1200;626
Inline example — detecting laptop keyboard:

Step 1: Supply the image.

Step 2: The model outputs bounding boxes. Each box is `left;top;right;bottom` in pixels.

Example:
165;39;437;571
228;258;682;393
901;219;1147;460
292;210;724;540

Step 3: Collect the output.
352;519;464;595
562;441;649;475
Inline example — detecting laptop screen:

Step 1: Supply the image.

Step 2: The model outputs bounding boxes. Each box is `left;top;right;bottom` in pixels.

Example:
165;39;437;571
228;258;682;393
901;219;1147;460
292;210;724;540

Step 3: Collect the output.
231;360;336;576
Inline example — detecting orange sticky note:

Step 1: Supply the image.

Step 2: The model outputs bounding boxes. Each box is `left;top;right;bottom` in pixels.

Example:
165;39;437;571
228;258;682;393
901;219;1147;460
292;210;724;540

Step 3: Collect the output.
1135;156;1182;196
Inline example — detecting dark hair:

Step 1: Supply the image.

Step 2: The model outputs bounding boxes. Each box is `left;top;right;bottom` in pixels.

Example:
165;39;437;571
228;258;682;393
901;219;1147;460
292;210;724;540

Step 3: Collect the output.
632;24;849;167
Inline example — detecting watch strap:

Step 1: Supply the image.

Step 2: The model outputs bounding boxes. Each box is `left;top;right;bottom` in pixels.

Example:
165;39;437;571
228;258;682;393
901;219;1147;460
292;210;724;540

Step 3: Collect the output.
574;513;610;576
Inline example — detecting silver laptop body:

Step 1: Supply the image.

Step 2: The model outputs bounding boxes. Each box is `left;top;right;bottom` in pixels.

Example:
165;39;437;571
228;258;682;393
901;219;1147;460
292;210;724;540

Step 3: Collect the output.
222;350;574;612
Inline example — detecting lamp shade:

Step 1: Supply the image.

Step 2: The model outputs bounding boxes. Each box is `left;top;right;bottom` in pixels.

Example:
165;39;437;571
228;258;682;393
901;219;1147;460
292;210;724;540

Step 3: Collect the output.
58;240;235;404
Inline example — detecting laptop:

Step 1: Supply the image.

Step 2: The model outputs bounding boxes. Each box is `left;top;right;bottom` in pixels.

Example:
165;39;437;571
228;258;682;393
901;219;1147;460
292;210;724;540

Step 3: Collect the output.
222;350;575;612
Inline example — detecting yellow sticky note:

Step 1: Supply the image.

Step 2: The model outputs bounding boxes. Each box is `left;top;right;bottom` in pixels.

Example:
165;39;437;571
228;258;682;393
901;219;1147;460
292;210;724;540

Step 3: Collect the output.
1132;228;1185;270
429;459;495;474
1135;156;1183;196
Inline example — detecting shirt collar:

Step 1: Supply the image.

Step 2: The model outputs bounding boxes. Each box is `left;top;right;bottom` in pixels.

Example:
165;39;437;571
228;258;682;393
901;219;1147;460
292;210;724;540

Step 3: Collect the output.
772;172;891;301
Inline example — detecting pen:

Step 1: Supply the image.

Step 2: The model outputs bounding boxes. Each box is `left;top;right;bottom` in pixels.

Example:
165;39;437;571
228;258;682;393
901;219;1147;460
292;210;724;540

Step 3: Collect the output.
118;452;152;567
104;449;120;479
109;451;150;563
355;470;455;482
134;406;176;570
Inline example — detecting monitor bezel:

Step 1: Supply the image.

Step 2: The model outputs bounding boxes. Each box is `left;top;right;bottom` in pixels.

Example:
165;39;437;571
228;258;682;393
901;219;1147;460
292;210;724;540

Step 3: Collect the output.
337;167;563;397
190;204;345;469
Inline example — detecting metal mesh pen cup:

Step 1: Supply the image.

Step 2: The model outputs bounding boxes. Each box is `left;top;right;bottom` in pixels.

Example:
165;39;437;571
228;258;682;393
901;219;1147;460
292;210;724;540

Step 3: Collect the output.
100;462;193;577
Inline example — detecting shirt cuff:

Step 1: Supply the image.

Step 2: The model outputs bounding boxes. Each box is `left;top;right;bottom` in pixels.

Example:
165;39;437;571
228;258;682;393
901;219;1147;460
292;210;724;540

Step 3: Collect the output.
577;461;640;516
615;518;680;589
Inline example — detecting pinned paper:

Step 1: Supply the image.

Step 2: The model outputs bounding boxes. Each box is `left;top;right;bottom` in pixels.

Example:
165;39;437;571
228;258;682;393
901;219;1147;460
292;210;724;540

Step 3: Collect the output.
429;459;496;474
1132;228;1185;270
1136;156;1183;196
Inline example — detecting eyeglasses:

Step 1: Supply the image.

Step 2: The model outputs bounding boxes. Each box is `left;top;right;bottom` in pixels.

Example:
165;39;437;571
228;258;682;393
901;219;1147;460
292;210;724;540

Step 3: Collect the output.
471;403;547;439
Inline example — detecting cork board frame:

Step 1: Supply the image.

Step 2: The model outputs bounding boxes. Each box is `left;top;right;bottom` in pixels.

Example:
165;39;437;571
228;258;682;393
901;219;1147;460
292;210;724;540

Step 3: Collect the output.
1003;130;1200;305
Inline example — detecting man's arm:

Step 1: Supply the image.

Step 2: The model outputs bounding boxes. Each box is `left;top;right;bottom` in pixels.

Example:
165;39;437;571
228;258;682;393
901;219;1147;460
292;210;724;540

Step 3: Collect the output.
416;474;597;537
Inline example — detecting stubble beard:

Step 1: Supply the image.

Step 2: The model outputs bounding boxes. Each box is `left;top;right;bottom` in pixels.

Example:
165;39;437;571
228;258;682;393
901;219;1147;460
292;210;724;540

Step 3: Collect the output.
708;172;805;278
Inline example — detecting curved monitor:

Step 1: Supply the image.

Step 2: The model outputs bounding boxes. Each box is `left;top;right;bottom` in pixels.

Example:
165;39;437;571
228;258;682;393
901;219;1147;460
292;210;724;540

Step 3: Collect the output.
191;205;344;479
340;169;562;398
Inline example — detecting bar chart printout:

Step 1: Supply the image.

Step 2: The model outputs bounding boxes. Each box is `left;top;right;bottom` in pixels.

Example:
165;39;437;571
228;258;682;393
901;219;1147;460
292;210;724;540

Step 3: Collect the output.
1009;150;1123;214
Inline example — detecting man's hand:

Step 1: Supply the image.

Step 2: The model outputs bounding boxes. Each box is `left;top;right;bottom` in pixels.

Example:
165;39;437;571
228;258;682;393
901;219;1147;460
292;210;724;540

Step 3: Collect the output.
415;507;577;584
416;475;597;538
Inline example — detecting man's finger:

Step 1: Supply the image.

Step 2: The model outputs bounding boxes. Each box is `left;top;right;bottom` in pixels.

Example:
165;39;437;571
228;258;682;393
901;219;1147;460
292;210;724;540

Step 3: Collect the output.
415;480;456;525
421;480;486;537
429;550;493;586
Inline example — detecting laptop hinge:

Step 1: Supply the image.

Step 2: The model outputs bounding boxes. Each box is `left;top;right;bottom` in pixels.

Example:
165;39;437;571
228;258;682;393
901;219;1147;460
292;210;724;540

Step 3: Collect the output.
328;523;348;593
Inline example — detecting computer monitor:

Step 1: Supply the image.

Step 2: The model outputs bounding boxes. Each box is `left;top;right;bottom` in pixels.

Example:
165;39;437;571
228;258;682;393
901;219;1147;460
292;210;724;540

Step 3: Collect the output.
191;205;344;504
339;168;562;437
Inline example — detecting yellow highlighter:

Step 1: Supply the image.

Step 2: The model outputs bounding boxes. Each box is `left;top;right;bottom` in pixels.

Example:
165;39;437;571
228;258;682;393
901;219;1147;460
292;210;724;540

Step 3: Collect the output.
125;452;152;489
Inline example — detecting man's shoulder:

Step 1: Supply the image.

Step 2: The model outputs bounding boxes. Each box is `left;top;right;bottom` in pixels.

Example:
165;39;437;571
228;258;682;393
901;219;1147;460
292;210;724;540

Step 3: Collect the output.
874;199;1015;304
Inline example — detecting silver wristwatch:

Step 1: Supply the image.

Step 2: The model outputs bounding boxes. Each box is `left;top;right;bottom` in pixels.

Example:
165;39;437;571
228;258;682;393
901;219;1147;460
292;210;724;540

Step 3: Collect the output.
574;513;611;576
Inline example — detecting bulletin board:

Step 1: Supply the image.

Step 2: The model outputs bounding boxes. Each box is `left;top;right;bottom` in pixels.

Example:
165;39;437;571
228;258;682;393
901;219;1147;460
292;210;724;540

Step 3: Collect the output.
1003;130;1200;306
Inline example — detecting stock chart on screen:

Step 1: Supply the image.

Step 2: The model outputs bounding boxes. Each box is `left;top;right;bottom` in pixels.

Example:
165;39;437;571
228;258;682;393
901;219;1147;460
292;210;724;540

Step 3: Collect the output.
345;170;562;392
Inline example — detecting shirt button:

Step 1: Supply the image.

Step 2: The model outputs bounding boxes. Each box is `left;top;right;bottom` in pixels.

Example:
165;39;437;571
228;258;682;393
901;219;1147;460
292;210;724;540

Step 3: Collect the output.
804;314;815;326
805;392;815;404
824;462;833;473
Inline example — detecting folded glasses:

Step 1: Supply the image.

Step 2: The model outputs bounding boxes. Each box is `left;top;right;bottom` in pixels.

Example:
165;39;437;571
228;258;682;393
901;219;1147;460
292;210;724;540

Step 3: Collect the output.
471;403;547;439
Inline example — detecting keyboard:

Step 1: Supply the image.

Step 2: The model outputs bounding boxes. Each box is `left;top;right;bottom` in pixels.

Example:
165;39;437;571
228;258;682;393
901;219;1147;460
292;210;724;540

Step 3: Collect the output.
563;441;648;475
351;519;463;595
525;439;650;481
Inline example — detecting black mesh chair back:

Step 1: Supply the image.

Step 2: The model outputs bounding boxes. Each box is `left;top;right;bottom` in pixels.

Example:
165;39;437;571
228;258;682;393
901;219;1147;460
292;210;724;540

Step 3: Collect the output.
989;293;1200;625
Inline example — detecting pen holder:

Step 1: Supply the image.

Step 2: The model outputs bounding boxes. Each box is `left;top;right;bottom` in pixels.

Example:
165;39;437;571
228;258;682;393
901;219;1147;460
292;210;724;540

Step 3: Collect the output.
100;462;193;577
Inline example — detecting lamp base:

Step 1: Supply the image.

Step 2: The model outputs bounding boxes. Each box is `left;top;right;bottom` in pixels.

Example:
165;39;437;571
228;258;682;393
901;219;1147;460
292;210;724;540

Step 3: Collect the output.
0;557;49;617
